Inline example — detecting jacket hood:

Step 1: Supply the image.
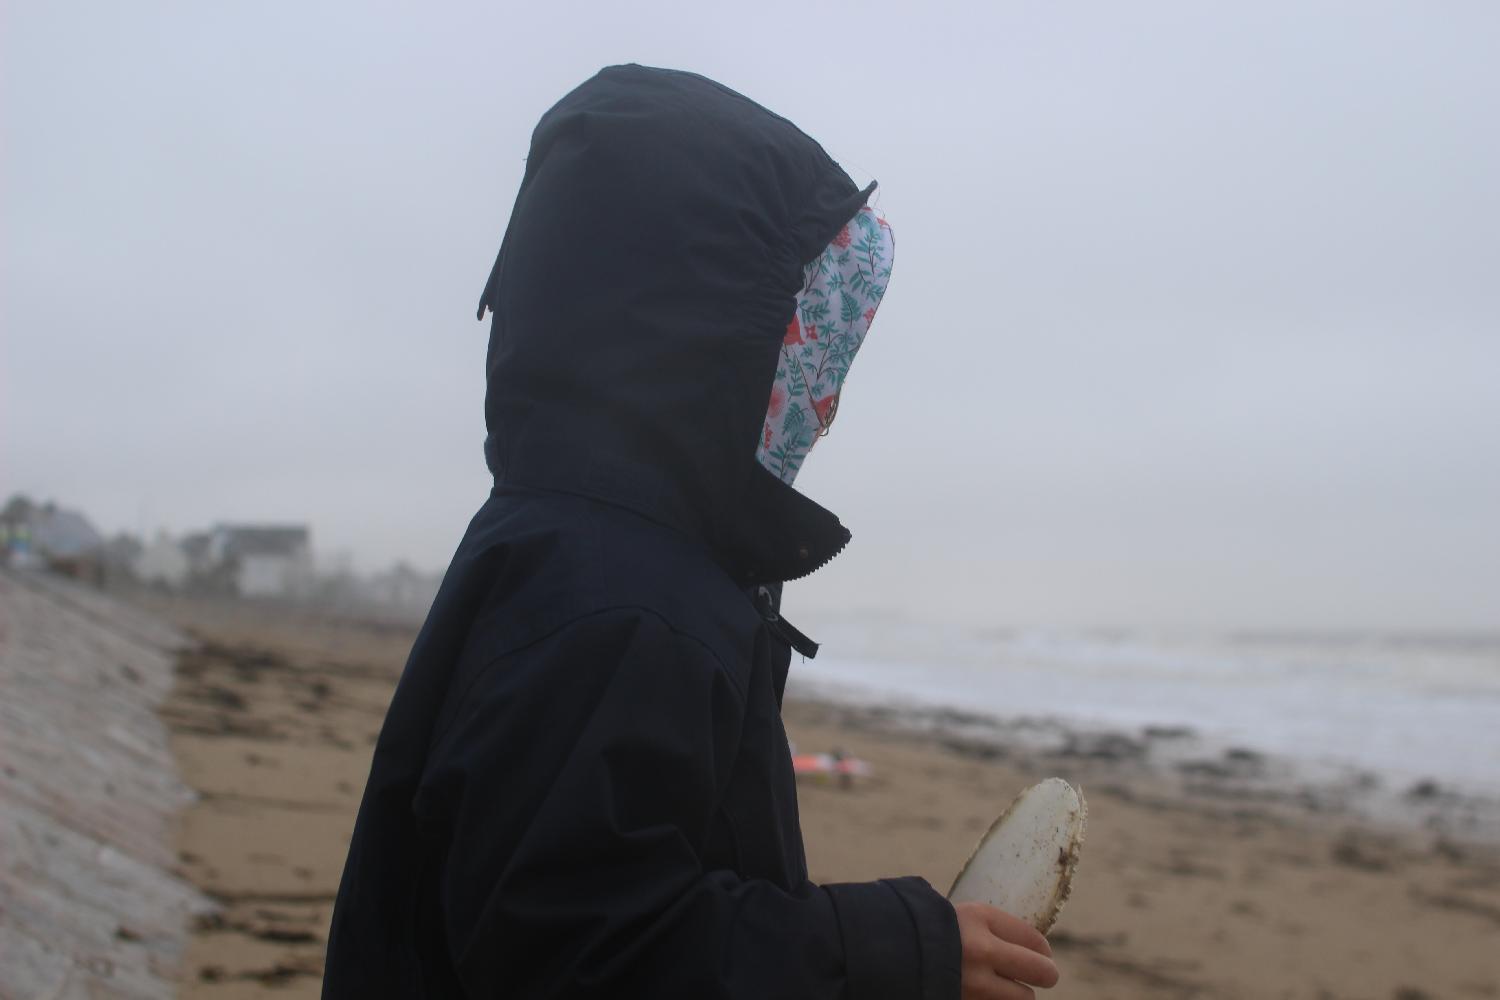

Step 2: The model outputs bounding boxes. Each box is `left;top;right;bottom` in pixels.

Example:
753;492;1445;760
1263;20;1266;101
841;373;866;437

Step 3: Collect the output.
477;64;875;585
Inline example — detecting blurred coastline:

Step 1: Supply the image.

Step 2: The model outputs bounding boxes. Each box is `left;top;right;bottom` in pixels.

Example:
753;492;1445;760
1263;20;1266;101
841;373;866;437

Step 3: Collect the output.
793;618;1500;840
3;570;1498;998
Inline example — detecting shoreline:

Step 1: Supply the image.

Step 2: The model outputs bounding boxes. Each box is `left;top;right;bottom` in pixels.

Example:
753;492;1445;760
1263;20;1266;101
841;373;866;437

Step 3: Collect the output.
786;676;1500;851
790;618;1500;809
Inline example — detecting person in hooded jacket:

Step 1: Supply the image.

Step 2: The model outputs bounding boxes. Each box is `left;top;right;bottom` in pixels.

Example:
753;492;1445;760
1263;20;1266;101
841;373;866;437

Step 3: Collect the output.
322;64;1060;1000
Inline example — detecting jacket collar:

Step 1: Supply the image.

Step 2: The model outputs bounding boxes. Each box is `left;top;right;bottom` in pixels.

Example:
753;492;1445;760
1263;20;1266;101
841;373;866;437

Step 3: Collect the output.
715;463;850;587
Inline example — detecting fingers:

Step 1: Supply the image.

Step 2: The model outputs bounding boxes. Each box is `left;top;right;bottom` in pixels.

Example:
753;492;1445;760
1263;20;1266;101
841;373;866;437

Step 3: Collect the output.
980;905;1053;957
978;937;1059;989
955;901;1061;997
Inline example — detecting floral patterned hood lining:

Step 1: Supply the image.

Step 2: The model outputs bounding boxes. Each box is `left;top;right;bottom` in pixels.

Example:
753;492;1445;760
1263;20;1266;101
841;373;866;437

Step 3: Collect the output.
755;204;894;484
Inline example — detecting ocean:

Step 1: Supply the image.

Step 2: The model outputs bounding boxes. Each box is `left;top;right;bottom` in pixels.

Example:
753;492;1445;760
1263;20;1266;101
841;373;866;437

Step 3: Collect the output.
788;620;1500;803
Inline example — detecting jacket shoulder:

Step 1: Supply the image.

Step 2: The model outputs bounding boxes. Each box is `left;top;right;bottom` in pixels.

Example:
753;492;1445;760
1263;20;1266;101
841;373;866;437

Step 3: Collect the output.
452;491;763;691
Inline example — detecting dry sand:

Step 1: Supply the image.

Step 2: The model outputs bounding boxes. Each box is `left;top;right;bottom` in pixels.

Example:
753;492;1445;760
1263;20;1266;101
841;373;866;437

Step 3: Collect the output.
140;597;1500;1000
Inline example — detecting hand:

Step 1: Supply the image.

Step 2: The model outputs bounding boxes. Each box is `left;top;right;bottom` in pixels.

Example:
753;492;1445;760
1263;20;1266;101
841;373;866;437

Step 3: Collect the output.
955;902;1060;1000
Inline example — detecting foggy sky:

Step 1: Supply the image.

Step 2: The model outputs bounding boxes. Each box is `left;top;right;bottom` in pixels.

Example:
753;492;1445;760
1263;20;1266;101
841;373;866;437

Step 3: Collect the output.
4;2;1497;629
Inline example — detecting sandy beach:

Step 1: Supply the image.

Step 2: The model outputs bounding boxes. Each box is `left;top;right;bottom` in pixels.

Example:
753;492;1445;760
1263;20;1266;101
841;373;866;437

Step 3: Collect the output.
140;596;1500;1000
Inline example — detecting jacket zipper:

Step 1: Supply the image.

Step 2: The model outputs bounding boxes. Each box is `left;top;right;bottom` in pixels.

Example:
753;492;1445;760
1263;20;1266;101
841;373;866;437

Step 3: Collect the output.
753;586;820;659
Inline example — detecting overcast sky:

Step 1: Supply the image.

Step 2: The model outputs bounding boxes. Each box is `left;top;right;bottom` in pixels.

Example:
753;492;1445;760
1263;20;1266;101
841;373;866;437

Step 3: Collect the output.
4;2;1497;629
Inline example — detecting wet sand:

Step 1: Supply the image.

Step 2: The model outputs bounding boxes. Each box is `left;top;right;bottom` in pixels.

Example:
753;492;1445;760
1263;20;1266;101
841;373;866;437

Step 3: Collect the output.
142;597;1500;1000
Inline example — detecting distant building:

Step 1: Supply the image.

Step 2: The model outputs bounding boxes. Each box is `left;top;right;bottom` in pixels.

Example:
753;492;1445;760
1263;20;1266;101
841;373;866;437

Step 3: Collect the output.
207;524;313;597
134;532;190;589
1;495;106;581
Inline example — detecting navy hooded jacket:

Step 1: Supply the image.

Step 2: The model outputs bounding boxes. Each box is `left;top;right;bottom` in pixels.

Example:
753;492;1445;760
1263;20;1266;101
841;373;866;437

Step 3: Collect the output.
322;64;962;999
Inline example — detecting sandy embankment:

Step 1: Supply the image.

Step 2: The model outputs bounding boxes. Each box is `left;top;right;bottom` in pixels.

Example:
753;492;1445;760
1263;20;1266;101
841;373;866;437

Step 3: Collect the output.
142;597;1500;1000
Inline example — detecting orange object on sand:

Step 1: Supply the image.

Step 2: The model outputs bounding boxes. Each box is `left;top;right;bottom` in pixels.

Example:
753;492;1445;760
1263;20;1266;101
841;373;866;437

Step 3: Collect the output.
791;751;872;780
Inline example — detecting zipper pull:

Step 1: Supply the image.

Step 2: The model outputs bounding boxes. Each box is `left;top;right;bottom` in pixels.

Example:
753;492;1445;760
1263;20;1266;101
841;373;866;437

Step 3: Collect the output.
754;585;820;659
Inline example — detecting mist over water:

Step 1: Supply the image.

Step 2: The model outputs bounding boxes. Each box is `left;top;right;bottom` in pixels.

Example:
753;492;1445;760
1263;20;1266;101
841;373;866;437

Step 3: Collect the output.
792;620;1500;799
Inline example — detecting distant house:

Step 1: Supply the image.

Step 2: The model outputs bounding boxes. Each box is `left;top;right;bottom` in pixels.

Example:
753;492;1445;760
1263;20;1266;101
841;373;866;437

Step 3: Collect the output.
207;525;313;597
134;532;190;589
1;495;106;581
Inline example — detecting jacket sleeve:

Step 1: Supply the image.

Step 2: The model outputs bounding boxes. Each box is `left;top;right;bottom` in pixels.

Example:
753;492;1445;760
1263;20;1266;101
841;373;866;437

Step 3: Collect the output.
413;608;960;999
